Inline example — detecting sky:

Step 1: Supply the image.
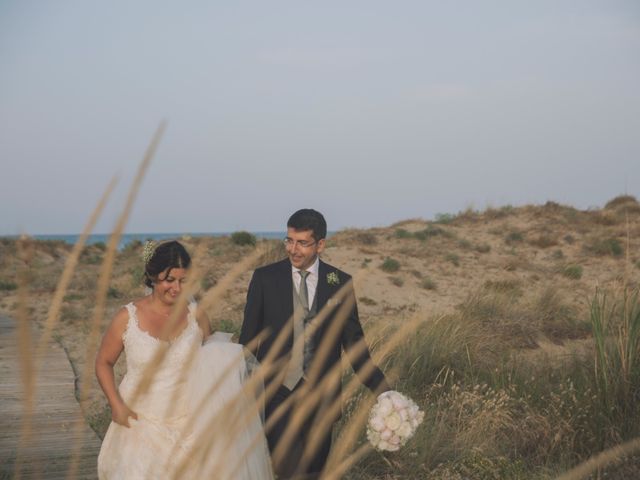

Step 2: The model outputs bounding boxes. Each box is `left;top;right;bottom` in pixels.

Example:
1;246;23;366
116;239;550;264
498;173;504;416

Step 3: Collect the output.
1;1;639;235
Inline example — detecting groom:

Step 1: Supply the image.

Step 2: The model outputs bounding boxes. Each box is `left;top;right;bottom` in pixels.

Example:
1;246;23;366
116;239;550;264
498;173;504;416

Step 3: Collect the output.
240;208;390;479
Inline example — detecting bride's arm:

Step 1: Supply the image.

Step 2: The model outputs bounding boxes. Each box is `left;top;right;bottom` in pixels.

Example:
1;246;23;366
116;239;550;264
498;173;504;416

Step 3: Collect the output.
196;309;212;342
95;307;138;427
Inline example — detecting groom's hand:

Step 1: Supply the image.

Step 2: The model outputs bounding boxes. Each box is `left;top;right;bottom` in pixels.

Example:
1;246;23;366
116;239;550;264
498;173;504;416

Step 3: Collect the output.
112;402;139;428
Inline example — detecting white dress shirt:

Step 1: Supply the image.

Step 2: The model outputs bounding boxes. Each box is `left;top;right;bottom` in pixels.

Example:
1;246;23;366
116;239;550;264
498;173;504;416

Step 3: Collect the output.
291;256;319;305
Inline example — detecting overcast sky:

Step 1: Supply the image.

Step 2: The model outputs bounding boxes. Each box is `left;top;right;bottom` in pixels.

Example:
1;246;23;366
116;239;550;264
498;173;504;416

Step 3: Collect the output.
1;1;639;235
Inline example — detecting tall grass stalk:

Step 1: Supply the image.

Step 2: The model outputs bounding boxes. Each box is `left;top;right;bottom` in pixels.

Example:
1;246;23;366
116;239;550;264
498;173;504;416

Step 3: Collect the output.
590;287;640;441
66;122;166;479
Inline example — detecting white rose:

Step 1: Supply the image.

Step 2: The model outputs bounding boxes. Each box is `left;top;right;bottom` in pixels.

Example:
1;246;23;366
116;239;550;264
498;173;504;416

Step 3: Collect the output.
385;412;402;431
378;397;393;416
378;440;390;451
398;421;413;438
380;428;392;440
391;394;409;410
399;408;408;421
367;430;381;445
369;415;385;432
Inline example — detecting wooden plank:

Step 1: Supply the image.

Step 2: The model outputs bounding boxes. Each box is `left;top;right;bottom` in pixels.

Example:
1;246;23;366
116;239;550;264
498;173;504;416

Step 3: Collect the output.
0;315;101;480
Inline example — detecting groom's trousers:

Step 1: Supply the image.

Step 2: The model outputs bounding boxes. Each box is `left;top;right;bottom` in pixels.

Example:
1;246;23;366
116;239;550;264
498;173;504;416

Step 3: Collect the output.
266;380;333;480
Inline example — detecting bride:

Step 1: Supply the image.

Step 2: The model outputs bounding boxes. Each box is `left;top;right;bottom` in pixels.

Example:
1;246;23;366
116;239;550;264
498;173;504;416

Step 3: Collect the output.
95;240;273;479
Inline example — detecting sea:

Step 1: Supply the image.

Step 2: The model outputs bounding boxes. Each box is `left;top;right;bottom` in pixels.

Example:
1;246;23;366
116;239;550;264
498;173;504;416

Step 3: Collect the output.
10;232;286;250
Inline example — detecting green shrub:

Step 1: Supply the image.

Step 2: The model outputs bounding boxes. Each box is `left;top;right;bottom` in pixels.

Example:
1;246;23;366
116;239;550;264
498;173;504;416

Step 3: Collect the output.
81;243;106;262
505;231;524;244
562;264;583;280
529;234;558;249
355;232;377;245
586;238;624;257
421;278;437;290
434;213;455;224
445;253;460;267
61;304;81;323
483;279;522;295
128;264;145;287
201;275;217;291
380;257;400;272
475;243;491;253
458;239;472;249
218;318;240;337
81;253;102;265
230;231;256;246
122;239;143;254
413;225;453;241
388;276;404;287
0;280;17;291
412;230;428;241
394;229;412;239
423;225;446;237
107;287;122;299
484;205;515;220
63;293;85;302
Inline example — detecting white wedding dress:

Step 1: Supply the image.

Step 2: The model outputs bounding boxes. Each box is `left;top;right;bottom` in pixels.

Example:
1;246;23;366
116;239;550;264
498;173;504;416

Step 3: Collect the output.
97;302;273;479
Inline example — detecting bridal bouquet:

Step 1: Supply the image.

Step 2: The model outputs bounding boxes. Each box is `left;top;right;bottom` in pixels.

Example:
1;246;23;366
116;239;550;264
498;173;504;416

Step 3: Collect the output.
366;391;424;452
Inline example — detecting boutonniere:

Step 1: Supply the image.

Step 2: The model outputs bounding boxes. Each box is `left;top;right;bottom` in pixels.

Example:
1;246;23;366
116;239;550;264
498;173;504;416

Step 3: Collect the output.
327;271;340;286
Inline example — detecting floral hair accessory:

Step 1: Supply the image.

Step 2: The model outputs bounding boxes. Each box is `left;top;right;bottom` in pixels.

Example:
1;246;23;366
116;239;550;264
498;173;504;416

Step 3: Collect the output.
367;390;424;452
327;271;340;286
142;240;156;265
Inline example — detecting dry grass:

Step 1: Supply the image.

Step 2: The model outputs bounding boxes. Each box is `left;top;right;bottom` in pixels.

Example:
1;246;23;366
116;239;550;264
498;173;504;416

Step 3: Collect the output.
3;190;640;479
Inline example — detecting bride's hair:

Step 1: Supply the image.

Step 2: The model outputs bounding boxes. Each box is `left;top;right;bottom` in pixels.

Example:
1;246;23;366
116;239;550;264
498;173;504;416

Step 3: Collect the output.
143;240;191;288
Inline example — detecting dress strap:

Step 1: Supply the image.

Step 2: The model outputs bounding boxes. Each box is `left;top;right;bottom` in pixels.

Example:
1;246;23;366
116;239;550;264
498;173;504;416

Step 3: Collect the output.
122;302;138;341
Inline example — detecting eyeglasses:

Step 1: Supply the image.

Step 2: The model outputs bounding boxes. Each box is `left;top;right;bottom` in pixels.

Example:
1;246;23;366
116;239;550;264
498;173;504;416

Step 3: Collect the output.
283;238;317;249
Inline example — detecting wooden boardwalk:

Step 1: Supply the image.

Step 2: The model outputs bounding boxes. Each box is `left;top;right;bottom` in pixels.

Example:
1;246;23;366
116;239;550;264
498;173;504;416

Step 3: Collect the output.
0;315;101;479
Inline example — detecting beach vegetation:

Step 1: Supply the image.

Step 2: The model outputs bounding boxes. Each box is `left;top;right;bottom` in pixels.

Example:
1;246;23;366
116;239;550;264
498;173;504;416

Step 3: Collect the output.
380;257;400;273
585;238;624;257
561;264;583;280
230;231;256;247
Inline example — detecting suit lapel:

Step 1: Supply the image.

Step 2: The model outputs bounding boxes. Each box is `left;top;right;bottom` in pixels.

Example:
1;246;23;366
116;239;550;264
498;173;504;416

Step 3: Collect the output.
277;259;294;329
317;260;330;309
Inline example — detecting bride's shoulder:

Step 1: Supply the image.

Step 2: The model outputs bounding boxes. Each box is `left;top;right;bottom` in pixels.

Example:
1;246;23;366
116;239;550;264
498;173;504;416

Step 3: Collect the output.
106;304;135;339
111;297;146;327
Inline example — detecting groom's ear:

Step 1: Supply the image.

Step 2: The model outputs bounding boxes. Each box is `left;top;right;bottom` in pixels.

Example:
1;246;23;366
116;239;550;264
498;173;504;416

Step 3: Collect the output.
316;238;326;254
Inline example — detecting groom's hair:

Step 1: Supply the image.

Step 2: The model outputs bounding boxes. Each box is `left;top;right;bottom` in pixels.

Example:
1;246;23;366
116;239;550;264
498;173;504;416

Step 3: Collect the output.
287;209;327;240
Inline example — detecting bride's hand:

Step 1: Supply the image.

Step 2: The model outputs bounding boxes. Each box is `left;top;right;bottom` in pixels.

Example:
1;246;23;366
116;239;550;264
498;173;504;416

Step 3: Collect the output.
112;402;138;428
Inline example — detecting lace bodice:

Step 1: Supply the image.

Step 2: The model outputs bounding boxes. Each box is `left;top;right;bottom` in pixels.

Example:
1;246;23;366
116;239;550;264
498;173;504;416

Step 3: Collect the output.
118;302;203;422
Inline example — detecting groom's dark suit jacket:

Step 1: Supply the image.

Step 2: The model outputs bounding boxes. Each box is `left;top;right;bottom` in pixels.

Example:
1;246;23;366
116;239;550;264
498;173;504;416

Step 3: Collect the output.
240;258;388;418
